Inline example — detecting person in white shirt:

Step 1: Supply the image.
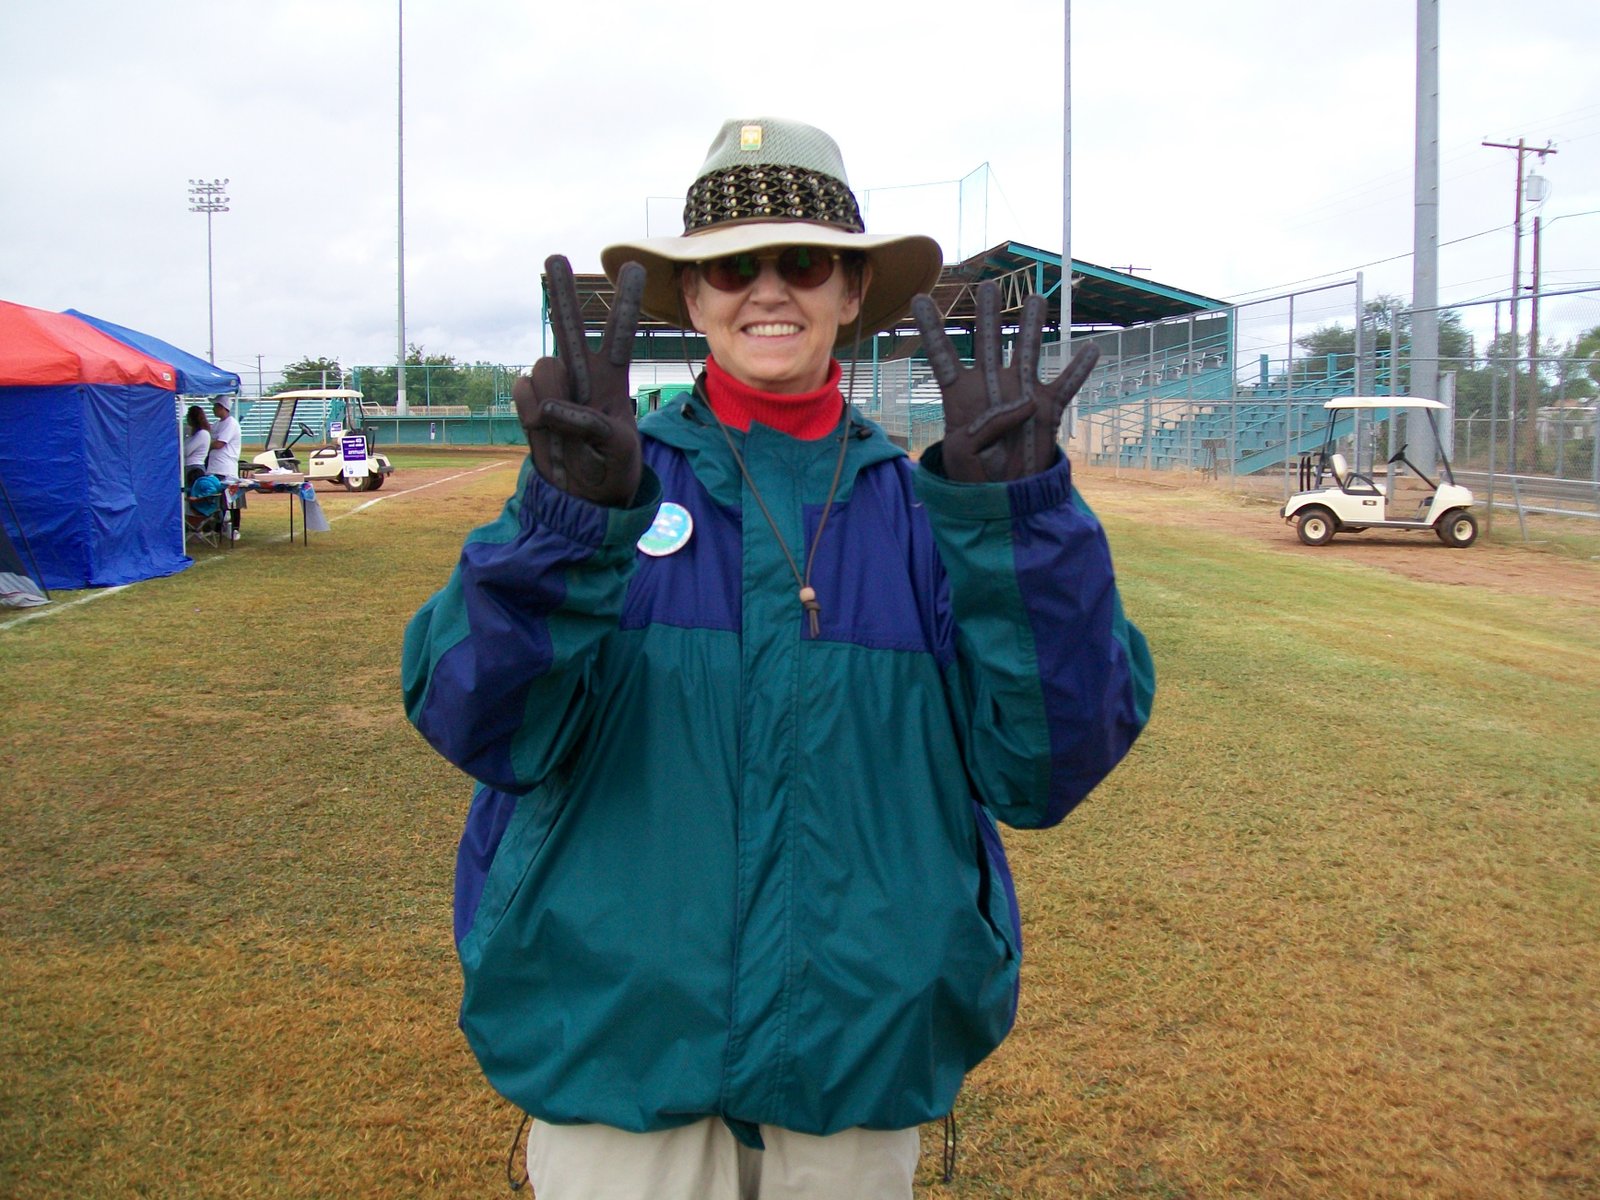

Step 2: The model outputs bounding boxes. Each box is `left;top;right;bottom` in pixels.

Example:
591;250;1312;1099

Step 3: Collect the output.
205;397;242;478
205;396;244;538
182;405;212;488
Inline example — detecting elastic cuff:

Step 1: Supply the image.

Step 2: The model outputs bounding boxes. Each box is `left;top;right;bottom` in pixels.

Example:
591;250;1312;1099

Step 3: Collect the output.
914;446;1073;520
525;464;663;551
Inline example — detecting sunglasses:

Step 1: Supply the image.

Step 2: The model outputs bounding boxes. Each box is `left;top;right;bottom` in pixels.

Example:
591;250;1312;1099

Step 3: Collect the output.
697;246;839;293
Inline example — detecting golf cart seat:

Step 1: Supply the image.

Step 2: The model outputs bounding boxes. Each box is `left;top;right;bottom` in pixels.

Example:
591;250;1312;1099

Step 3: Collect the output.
1329;452;1381;495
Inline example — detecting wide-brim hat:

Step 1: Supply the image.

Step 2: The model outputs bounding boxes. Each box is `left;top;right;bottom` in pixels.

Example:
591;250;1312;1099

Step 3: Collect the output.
212;395;233;411
601;118;943;347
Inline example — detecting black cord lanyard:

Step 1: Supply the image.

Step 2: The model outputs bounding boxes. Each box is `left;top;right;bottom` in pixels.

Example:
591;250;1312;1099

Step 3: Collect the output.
677;304;867;639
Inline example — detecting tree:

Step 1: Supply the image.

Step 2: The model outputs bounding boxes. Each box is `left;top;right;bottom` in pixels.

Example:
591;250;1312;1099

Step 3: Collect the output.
1569;324;1600;394
350;346;514;411
1452;331;1531;420
1290;294;1475;393
1449;330;1598;471
403;345;468;408
272;356;345;394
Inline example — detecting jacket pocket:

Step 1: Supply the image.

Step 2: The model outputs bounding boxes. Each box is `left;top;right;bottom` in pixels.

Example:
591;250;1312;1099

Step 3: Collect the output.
972;801;1021;961
457;784;565;971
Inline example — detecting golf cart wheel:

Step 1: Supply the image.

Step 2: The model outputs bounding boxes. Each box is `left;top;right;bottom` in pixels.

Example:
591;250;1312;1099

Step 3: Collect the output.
343;473;366;492
369;473;385;491
1436;509;1478;547
1296;507;1337;546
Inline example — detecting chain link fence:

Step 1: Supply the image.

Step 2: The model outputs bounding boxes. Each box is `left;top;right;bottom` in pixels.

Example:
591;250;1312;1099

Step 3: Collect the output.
1066;282;1600;525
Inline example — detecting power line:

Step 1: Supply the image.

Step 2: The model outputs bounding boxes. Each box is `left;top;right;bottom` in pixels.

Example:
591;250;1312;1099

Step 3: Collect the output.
1223;221;1513;301
1270;112;1581;233
1224;170;1600;304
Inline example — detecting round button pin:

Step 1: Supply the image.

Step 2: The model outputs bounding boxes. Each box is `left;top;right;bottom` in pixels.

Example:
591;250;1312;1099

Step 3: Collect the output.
637;501;694;557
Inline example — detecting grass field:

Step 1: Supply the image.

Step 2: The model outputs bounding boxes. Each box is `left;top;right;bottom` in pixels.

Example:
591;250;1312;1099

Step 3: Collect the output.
2;452;1596;1198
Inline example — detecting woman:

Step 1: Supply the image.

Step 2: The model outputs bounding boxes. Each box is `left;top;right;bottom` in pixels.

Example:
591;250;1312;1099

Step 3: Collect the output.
403;117;1153;1199
182;405;212;488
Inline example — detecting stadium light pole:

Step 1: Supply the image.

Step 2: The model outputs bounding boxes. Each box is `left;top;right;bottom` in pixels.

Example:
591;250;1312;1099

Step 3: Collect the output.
1410;0;1440;471
1061;0;1073;345
187;178;230;365
395;0;410;416
1060;0;1076;452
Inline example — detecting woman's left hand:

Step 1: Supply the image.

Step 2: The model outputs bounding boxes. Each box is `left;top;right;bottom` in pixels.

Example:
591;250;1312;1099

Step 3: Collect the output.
911;281;1100;483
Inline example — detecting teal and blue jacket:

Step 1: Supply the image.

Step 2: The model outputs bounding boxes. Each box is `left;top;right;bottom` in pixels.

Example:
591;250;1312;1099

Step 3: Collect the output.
402;394;1154;1140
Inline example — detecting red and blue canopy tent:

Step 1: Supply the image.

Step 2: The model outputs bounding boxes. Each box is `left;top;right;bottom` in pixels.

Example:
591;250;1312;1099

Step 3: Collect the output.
0;300;238;590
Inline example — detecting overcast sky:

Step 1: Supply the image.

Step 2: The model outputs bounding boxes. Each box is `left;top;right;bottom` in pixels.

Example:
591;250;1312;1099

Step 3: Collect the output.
2;0;1596;389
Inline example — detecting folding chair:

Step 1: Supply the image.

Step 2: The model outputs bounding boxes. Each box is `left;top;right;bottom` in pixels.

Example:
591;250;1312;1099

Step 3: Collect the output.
185;475;228;549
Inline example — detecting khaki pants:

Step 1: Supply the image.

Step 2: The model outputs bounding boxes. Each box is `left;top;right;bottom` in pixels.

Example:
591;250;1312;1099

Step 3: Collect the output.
526;1117;920;1200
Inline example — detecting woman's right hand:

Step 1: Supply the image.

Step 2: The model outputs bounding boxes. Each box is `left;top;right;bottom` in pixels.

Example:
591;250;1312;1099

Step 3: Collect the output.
514;255;646;507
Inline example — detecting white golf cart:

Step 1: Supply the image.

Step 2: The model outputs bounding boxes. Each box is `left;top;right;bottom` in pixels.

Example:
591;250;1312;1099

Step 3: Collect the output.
247;388;394;492
1281;397;1477;548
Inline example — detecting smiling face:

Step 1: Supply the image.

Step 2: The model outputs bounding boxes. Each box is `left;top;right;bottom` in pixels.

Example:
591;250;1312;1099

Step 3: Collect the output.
681;248;867;394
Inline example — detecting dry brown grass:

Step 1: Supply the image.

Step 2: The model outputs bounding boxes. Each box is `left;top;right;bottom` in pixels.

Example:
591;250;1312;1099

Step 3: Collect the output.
2;452;1597;1198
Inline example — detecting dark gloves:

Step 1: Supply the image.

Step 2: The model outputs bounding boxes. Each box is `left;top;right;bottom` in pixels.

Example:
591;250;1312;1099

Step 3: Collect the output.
910;282;1100;483
514;254;646;507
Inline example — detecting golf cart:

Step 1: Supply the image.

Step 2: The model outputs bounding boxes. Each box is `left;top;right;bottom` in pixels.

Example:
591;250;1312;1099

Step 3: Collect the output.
247;388;394;492
1281;397;1477;548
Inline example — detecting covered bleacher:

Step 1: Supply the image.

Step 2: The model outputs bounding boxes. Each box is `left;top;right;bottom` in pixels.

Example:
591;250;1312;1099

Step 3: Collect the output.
545;242;1236;455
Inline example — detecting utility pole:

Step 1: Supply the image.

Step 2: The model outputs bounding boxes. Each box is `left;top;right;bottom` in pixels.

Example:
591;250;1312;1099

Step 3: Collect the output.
1482;137;1556;471
1529;213;1542;366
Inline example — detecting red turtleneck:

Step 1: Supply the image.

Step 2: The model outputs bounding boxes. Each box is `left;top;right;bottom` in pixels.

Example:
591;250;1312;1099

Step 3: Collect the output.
703;356;843;441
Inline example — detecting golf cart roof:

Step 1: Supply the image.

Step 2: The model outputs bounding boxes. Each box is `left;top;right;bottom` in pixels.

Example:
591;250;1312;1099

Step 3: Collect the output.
269;388;364;401
1322;396;1445;411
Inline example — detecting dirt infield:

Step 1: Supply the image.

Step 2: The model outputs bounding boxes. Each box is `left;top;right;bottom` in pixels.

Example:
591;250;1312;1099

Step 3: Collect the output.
1075;467;1600;603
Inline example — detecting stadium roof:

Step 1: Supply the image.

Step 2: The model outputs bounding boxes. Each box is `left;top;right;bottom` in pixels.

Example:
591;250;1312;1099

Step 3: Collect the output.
936;242;1226;329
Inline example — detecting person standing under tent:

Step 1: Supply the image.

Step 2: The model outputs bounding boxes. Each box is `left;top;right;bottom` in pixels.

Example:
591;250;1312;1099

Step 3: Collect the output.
403;116;1154;1199
205;396;243;538
182;405;212;488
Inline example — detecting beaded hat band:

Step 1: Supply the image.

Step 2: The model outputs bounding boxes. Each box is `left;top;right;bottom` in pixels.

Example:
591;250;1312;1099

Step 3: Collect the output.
601;117;942;344
685;163;864;233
